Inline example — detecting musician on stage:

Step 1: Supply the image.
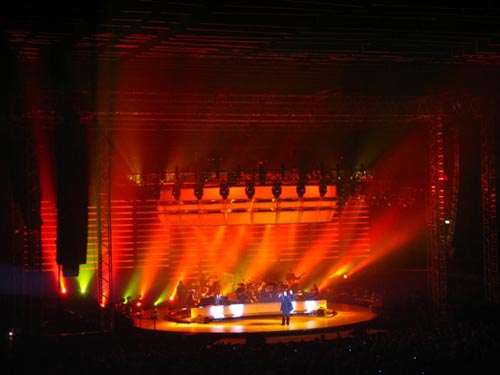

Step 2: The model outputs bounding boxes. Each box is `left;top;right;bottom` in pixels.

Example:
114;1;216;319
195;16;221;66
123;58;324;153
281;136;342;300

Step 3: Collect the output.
176;280;188;308
285;268;304;292
310;282;320;298
235;282;254;303
206;272;221;296
185;289;199;308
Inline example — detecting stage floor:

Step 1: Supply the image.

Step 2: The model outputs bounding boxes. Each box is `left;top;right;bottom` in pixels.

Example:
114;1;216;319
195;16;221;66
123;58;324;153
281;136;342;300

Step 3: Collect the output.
131;303;377;342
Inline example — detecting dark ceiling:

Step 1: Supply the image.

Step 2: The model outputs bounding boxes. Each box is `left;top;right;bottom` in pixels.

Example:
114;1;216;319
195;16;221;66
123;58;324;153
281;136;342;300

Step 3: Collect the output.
4;1;500;66
2;1;500;134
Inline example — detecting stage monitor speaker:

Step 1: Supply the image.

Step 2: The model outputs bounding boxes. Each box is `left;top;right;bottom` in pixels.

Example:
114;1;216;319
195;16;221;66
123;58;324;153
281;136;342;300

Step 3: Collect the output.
194;314;211;324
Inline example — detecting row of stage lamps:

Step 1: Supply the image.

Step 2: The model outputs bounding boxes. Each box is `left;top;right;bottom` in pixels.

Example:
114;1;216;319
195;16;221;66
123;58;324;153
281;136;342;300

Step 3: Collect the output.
133;167;369;201
170;181;330;201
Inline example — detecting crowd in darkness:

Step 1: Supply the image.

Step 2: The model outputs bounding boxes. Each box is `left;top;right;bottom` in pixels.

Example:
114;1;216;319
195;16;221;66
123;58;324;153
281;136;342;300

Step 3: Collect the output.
3;273;499;374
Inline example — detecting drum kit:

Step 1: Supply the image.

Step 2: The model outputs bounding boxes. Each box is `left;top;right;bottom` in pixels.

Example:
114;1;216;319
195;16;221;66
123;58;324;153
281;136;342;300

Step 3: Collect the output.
234;282;256;303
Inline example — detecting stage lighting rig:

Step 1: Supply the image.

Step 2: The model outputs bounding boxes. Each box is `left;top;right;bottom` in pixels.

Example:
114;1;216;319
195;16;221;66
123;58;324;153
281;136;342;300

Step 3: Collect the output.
272;180;282;198
172;181;182;200
296;181;306;198
219;182;230;199
319;182;327;197
245;182;255;199
194;184;204;200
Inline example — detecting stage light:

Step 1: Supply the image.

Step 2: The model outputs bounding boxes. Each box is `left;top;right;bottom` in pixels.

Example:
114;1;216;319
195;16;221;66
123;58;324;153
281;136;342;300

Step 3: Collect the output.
194;184;204;200
153;185;161;200
272;180;282;198
296;182;306;198
172;182;181;200
319;183;327;197
219;182;230;199
245;182;255;199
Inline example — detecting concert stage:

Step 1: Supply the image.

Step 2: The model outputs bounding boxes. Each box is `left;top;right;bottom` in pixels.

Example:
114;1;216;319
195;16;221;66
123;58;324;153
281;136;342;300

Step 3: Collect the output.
131;302;378;343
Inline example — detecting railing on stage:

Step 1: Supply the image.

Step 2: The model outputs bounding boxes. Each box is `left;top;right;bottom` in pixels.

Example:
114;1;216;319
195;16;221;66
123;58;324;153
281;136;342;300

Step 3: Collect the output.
190;299;328;321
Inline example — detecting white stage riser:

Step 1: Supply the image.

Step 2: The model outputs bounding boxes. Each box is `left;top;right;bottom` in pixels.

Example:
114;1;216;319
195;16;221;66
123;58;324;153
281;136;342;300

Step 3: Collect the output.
190;299;328;320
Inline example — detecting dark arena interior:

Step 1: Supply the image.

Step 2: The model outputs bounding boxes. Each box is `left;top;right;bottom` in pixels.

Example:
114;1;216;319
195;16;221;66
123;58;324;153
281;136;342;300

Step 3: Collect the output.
1;2;500;374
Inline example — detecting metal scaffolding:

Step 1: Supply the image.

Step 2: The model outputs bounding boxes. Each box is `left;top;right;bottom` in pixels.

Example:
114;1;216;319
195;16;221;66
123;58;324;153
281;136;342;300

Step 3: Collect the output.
17;119;43;334
480;118;499;304
426;117;449;328
95;117;114;330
